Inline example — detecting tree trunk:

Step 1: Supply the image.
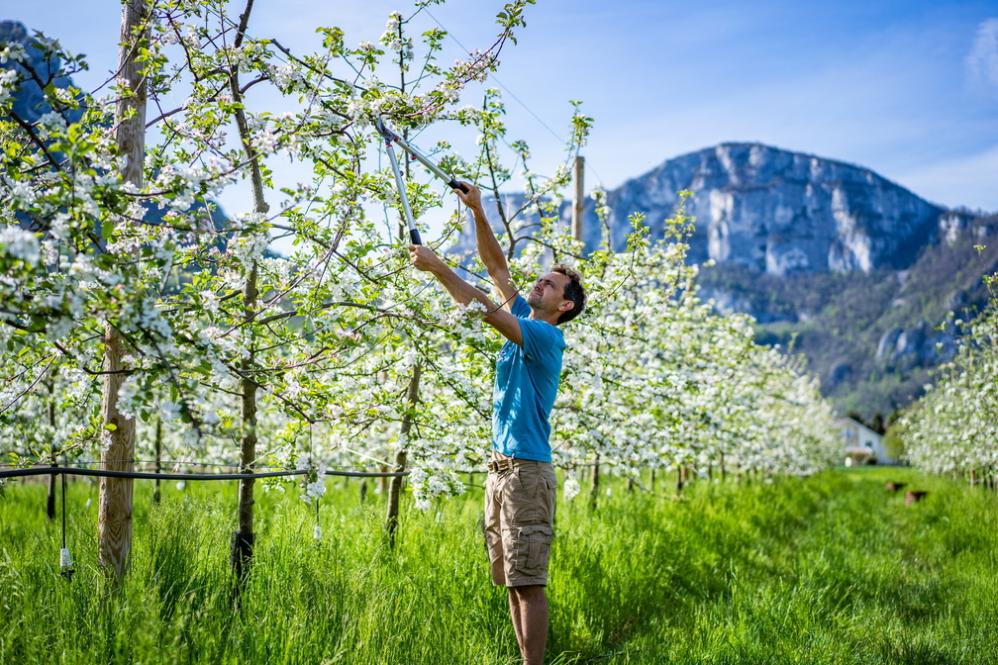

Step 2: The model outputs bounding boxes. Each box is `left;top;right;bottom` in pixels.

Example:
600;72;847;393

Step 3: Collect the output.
589;452;600;509
385;365;421;546
152;416;162;504
232;264;259;580
228;0;269;580
97;0;148;581
46;464;57;520
46;383;57;520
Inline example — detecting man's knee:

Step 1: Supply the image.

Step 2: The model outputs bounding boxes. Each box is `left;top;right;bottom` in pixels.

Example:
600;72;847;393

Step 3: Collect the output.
509;584;545;602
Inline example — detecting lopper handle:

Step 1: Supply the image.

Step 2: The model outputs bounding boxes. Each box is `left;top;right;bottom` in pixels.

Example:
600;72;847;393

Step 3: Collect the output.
409;228;423;245
448;178;470;194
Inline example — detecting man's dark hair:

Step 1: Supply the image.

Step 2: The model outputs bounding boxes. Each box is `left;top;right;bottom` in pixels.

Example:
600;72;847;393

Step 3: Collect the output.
552;264;586;324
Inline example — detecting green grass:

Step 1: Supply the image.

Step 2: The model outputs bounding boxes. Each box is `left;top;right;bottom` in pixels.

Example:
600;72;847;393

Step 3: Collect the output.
1;467;997;664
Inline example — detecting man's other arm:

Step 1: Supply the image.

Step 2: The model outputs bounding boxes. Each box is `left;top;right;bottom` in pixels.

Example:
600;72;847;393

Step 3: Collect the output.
453;183;519;310
409;244;523;346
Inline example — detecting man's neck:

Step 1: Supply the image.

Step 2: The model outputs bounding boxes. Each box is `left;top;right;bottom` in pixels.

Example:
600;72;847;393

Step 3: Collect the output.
528;310;561;326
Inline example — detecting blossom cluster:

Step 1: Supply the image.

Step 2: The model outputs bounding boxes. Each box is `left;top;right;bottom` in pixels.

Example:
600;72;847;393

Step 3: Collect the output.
898;282;997;477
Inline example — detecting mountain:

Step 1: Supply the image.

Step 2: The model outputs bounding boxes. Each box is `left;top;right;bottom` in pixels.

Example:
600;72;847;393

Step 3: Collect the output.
451;144;997;420
0;20;83;124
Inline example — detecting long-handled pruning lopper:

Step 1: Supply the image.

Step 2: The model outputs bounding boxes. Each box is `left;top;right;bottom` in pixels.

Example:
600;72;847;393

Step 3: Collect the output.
376;116;469;246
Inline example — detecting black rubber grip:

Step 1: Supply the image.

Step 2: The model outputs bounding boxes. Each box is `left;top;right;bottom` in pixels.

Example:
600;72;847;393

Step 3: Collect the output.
409;228;422;245
448;179;470;194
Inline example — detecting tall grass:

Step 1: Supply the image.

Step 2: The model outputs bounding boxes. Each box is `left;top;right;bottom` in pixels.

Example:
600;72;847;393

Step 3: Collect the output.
1;467;996;664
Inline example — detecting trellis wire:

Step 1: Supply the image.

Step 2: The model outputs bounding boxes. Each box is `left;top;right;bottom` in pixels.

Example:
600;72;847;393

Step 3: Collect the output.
0;466;407;481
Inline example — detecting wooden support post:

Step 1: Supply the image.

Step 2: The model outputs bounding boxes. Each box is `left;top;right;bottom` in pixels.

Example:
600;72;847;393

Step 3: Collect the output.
97;0;148;582
98;324;139;581
572;155;585;243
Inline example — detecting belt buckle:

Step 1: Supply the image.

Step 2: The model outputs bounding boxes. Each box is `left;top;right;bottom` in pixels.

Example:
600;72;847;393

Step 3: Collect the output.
488;455;515;473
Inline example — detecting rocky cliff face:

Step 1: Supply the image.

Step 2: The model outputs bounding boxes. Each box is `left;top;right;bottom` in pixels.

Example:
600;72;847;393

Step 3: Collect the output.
454;143;946;278
698;213;997;418
600;144;945;276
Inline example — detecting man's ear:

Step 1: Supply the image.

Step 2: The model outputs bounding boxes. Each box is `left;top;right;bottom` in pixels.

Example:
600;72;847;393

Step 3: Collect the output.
559;300;575;314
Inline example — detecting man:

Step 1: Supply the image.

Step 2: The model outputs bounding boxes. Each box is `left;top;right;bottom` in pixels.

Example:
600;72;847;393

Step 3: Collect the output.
408;182;586;665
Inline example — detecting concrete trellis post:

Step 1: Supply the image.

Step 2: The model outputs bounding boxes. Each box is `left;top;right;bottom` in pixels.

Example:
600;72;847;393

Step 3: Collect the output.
572;155;585;243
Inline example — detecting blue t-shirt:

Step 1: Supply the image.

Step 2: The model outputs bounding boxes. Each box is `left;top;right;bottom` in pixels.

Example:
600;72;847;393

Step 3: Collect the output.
492;295;565;462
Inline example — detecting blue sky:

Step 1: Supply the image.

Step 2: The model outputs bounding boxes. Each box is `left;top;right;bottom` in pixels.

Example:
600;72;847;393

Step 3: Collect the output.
8;0;998;226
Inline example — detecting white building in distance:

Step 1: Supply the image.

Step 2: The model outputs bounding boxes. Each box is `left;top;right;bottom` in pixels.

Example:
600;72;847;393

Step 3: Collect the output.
838;417;896;465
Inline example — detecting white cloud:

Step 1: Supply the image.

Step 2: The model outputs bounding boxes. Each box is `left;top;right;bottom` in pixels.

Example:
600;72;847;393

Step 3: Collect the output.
967;18;998;89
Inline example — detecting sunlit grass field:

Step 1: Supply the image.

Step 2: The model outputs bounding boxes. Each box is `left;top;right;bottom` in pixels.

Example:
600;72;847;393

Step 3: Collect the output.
1;466;996;664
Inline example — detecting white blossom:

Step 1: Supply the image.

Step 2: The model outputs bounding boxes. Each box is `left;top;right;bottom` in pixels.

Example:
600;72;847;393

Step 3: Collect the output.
0;227;40;265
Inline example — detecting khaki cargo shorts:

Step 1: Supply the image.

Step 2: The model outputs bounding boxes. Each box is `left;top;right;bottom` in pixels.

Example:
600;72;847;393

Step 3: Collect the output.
484;453;557;587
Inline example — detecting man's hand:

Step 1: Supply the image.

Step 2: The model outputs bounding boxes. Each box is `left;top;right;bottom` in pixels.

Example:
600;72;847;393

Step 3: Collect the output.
409;244;447;273
453;181;482;209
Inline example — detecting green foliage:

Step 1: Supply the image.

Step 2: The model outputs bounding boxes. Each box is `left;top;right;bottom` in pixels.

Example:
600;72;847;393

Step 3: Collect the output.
883;423;905;461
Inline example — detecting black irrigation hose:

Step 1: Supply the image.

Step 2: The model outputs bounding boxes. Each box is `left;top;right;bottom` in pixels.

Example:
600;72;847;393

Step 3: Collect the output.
0;467;409;481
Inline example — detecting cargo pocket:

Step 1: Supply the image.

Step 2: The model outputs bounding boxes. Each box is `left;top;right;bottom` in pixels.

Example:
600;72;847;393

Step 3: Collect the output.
512;524;553;578
543;472;557;524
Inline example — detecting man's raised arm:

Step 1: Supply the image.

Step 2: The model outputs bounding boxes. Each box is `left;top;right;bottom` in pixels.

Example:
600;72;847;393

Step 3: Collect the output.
454;183;519;309
409;244;523;346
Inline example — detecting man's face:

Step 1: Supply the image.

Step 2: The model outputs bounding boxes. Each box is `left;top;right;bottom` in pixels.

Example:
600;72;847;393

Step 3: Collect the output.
526;272;572;314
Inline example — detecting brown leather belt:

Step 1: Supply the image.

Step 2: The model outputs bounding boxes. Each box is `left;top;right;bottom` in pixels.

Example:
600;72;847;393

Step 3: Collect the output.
486;456;516;473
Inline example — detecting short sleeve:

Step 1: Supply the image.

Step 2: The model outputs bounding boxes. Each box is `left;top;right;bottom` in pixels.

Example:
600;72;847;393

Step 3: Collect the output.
518;318;564;370
510;294;530;318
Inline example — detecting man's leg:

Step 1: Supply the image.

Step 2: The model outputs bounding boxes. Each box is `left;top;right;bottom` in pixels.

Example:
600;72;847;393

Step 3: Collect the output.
507;587;526;659
510;585;548;665
487;472;526;657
